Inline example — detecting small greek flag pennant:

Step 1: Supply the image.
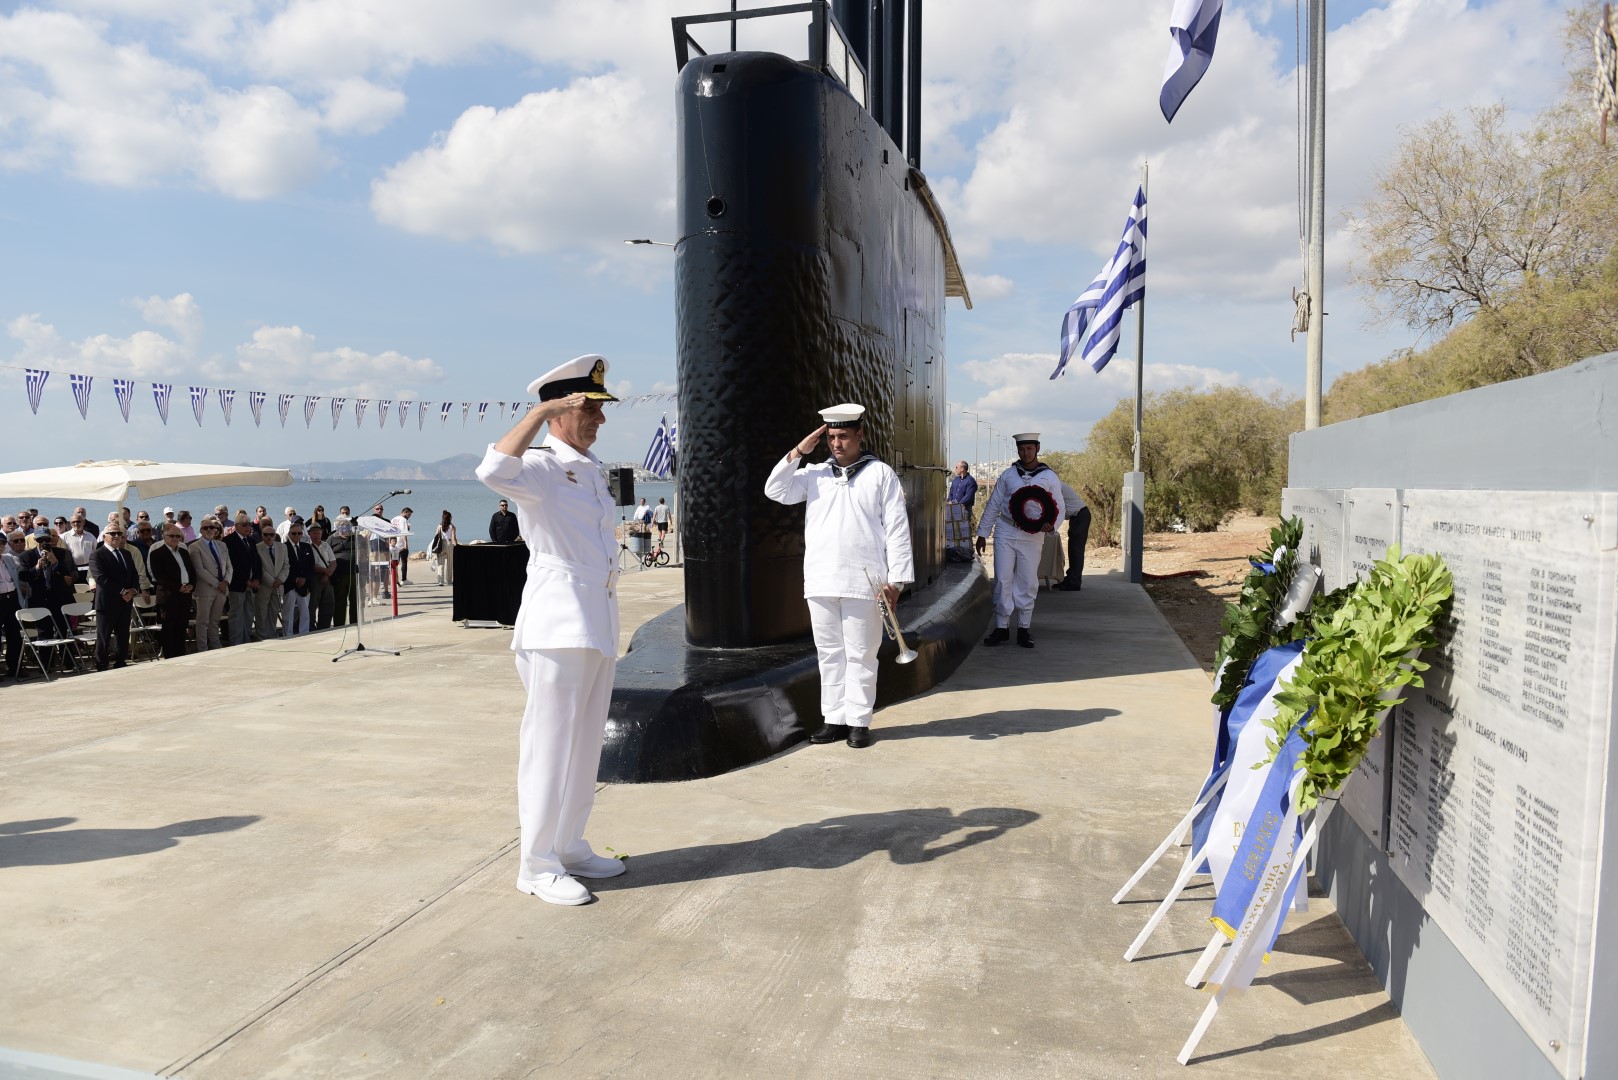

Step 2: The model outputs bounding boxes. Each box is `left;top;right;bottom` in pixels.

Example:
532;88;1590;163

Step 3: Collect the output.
189;385;208;426
152;383;172;424
304;396;320;428
249;390;266;426
114;378;135;421
218;388;235;425
278;393;295;427
70;372;93;419
25;368;48;414
354;399;369;428
331;397;346;429
378;400;392;428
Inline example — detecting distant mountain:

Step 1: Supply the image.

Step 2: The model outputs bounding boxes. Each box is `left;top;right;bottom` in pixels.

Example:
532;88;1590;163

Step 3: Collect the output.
290;454;483;481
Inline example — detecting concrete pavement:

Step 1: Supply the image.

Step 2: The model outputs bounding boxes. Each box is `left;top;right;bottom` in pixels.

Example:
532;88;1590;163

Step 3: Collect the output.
0;568;1434;1079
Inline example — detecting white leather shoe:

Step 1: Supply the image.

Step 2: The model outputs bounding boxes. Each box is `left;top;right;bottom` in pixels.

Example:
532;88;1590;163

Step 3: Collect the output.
565;853;627;879
516;873;592;906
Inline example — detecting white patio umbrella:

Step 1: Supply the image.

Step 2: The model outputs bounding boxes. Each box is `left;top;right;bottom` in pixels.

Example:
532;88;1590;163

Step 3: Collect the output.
0;459;294;505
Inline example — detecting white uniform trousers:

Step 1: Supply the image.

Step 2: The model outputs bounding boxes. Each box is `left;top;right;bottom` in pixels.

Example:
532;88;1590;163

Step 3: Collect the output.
807;595;882;729
992;534;1043;629
192;584;226;650
514;647;615;879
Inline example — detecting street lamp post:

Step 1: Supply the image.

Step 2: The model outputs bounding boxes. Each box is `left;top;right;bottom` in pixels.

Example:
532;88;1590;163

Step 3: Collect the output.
961;409;981;465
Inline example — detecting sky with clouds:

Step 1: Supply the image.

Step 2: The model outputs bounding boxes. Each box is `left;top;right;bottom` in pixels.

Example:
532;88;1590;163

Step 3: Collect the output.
0;0;1574;471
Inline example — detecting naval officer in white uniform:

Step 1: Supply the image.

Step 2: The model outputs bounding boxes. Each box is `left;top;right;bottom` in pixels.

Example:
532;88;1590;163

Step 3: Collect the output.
476;354;627;906
765;403;914;748
976;432;1064;648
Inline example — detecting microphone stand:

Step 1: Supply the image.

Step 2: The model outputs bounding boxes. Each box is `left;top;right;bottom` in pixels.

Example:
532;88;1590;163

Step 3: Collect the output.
334;488;408;662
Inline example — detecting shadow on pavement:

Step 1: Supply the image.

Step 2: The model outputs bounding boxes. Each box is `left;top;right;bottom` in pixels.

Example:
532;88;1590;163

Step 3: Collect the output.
0;815;262;867
877;706;1119;742
1186;1000;1402;1064
595;806;1040;891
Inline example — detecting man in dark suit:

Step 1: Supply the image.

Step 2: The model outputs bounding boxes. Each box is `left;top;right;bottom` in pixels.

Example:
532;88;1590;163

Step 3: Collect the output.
146;524;197;659
222;513;262;646
91;525;143;670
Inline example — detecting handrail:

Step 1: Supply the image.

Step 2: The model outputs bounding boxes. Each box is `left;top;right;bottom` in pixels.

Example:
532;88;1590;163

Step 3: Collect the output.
672;1;869;109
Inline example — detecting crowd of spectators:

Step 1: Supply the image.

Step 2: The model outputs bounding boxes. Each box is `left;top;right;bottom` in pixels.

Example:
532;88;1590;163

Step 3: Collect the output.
0;501;425;680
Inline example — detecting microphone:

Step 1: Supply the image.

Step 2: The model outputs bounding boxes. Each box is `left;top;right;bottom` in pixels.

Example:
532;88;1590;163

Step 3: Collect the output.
398;488;412;495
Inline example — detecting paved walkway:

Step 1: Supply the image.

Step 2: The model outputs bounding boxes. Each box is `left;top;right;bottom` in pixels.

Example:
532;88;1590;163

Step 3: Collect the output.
0;570;1433;1079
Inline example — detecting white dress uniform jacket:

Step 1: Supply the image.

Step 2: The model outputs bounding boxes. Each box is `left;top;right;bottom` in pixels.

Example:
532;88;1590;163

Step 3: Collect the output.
764;453;915;596
476;437;619;657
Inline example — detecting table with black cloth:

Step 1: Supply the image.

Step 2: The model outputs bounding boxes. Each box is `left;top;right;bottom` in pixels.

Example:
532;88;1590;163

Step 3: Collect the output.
450;543;528;624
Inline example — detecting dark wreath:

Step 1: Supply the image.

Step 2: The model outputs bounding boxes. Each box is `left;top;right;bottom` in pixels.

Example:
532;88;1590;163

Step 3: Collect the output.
1008;485;1059;533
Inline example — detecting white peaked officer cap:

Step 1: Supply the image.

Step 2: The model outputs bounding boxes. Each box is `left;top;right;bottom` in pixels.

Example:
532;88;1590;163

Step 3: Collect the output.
820;403;866;428
527;354;620;402
1013;432;1041;444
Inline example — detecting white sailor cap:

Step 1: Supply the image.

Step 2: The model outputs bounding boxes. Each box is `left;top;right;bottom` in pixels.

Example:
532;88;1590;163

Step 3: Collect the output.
527;354;620;402
819;403;866;429
1012;432;1041;444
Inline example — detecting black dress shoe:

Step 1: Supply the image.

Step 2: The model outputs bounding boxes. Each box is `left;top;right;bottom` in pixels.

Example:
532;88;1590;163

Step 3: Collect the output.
1017;629;1034;648
847;727;873;748
983;627;1009;646
809;723;850;744
1055;581;1082;592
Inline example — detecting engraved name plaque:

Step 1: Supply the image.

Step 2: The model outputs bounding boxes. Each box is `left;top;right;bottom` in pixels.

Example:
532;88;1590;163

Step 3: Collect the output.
1387;490;1618;1079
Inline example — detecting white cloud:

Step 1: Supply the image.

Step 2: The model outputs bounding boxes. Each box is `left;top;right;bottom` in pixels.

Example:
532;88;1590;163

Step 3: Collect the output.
320;76;406;136
0;8;328;197
218;324;445;398
8;312;190;377
136;292;203;345
965;274;1014;302
370;73;672;253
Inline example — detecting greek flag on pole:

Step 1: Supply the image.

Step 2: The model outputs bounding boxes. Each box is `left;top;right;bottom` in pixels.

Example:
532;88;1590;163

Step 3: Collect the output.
189;385;208;426
114;378;135;421
70;373;93;418
218;388;235;425
331;397;346;429
153;383;172;424
1051;185;1146;378
304;396;320;428
249;390;266;426
1161;0;1224;123
278;393;294;427
642;414;674;478
25;368;48;414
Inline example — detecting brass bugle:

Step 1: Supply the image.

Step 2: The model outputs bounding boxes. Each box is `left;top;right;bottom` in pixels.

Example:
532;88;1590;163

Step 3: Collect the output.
864;567;917;664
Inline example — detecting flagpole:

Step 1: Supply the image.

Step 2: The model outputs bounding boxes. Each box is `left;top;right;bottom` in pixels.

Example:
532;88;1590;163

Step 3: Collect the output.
1303;0;1326;429
1122;161;1148;585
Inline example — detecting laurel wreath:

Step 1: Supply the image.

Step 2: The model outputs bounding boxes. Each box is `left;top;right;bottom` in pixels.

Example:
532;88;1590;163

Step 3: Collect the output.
1262;546;1452;809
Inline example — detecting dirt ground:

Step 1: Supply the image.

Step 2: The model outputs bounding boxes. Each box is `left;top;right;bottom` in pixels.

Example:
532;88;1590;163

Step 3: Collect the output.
1083;513;1275;674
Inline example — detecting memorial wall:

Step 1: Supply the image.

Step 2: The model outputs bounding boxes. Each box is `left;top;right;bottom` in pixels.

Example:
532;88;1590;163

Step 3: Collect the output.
1282;486;1618;1080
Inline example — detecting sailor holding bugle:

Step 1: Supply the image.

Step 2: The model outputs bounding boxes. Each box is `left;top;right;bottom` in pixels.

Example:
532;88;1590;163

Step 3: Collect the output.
765;403;914;748
976;432;1064;648
475;354;627;907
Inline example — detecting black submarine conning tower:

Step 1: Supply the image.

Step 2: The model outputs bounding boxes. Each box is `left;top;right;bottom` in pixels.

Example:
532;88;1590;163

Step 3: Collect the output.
599;0;982;783
675;0;925;170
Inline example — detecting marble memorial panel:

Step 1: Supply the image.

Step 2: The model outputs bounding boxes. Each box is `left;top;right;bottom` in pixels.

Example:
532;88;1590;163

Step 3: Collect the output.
1387;490;1618;1079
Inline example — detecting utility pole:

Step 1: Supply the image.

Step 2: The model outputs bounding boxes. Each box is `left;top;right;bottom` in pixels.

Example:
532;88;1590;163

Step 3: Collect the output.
1303;0;1326;429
